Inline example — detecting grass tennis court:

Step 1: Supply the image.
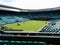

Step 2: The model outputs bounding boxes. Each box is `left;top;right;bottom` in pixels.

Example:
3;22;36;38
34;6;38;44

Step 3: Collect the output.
3;20;48;31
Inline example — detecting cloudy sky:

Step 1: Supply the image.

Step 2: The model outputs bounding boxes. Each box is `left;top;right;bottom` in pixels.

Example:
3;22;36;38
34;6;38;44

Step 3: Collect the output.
0;0;60;9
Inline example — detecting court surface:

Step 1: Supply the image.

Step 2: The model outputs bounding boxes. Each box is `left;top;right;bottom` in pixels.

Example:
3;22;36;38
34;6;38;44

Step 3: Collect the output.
3;20;48;31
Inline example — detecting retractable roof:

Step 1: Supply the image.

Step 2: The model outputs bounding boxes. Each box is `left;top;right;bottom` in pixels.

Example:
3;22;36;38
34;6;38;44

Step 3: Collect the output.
0;4;21;12
0;4;60;12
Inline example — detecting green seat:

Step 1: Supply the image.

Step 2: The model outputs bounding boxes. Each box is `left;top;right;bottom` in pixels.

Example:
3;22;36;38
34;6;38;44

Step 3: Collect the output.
0;40;46;45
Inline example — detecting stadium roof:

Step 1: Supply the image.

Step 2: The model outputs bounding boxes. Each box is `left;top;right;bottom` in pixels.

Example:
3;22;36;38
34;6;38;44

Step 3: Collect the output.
0;4;60;12
0;4;21;12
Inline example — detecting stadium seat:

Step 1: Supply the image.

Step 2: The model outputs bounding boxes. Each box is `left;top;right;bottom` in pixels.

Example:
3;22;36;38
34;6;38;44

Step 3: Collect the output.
0;20;6;25
0;40;46;45
0;15;17;23
14;16;29;21
2;18;16;23
41;19;60;33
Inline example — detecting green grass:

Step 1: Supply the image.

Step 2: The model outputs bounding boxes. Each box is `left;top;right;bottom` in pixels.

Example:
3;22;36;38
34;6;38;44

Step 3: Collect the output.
3;20;47;31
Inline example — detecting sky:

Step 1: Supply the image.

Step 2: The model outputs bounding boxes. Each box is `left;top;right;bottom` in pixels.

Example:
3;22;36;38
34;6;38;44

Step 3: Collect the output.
0;0;60;9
